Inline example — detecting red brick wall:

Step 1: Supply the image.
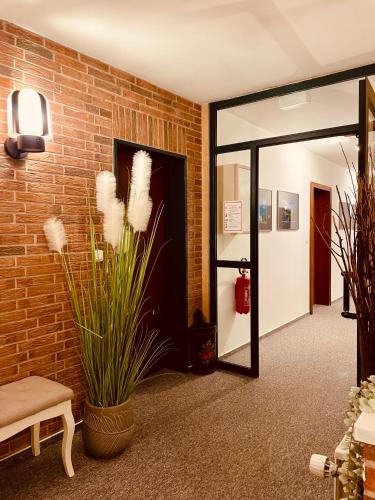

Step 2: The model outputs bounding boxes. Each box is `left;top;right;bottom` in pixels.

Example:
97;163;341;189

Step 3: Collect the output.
364;445;375;499
0;20;202;459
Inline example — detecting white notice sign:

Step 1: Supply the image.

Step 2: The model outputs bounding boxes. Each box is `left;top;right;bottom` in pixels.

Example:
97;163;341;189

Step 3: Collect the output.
223;200;243;233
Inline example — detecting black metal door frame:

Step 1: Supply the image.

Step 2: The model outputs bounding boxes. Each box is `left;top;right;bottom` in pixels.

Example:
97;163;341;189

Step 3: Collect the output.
114;138;190;372
209;66;375;377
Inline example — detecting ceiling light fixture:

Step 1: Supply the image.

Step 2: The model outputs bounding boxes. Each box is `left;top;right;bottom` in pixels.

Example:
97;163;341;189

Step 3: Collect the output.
4;88;51;160
278;91;310;111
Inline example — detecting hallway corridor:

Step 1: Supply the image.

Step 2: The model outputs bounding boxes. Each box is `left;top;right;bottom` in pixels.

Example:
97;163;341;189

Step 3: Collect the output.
0;302;356;499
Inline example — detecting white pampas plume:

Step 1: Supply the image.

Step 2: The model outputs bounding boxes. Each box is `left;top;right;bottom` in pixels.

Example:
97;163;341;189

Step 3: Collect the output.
131;150;152;194
127;192;153;233
43;217;67;254
103;198;125;248
127;150;153;232
96;170;116;213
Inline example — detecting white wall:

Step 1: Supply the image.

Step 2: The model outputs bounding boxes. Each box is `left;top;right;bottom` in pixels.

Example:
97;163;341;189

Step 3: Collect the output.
216;111;353;357
259;143;352;336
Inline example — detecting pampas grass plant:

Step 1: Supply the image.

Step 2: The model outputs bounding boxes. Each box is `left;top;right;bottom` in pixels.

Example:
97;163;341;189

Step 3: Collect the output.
44;150;169;407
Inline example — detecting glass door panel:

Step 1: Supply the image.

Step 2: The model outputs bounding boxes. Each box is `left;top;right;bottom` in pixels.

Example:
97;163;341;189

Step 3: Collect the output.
213;147;258;376
217;267;251;368
216;151;251;262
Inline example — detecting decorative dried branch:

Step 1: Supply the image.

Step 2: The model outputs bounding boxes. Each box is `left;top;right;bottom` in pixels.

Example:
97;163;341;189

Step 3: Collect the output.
315;144;375;380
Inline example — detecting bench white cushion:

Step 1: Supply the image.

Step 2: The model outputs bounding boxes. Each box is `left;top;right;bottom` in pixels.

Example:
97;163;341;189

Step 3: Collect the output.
0;376;74;427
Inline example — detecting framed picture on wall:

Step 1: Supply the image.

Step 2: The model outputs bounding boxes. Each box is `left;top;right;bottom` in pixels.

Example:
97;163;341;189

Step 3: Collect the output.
258;189;272;231
277;191;299;230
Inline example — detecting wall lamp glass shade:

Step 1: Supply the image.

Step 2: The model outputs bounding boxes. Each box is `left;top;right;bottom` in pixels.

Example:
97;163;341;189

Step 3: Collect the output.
5;89;52;159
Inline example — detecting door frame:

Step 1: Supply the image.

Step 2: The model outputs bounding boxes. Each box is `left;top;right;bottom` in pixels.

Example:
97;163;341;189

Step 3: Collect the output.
356;77;375;382
309;182;332;314
113;138;190;372
210;125;358;378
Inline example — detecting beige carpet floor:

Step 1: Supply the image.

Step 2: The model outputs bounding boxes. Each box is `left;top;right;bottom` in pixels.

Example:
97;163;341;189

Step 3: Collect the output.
0;302;356;500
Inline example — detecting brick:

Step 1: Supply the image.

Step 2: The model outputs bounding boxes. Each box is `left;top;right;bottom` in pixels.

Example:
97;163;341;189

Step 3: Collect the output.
19;332;57;352
25;263;62;276
16;38;53;60
0;318;37;334
39;314;60;326
0;76;13;90
88;66;116;83
80;53;109;72
0;62;22;80
19;353;56;375
110;66;135;83
18;294;56;309
45;39;78;59
27;303;62;318
0;30;16;46
15;192;54;204
25;52;61;72
0;246;25;256
0;234;34;245
366;464;375;493
365;445;375;462
54;74;87;92
27;322;63;339
15;60;54;81
5;22;43;45
0;287;26;300
23;73;61;93
0;331;26;346
61;65;93;85
28;341;64;359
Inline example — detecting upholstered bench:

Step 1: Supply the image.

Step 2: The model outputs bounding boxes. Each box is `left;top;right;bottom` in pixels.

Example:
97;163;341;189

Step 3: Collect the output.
0;376;75;477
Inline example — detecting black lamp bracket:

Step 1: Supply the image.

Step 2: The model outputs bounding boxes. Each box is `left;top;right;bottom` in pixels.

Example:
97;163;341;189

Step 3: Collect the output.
4;135;45;160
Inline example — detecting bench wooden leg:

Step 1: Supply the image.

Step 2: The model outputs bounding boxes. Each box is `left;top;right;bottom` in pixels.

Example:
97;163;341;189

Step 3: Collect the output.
31;422;40;456
61;402;75;477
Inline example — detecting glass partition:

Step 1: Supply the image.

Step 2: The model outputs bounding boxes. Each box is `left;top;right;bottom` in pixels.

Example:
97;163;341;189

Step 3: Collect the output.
217;79;362;146
212;72;375;379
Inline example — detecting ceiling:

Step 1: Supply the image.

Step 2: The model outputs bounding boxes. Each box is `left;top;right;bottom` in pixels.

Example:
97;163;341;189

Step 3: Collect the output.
301;135;358;167
2;0;375;103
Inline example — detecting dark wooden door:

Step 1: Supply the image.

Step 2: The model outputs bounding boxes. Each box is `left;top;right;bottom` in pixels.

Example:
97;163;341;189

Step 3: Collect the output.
310;183;331;313
115;140;189;371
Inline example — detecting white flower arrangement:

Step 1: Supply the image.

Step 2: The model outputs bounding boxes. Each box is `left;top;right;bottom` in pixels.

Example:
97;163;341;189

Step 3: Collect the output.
43;217;67;254
43;150;168;408
339;376;375;498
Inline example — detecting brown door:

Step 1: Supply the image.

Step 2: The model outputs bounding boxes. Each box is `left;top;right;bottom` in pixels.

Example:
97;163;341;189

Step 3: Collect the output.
310;183;332;314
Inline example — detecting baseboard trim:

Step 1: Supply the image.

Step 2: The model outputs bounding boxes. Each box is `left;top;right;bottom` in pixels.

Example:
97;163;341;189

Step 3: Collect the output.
260;296;343;341
220;342;250;359
220;297;345;357
259;312;310;341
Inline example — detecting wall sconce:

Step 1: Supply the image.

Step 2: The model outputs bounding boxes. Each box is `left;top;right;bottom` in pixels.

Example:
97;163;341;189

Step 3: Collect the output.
4;88;51;160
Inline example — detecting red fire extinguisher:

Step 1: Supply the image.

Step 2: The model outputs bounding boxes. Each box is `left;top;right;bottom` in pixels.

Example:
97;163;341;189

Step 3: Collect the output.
235;258;250;314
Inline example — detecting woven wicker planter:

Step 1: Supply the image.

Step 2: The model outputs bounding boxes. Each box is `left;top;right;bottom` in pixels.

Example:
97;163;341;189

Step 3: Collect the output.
82;398;135;458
